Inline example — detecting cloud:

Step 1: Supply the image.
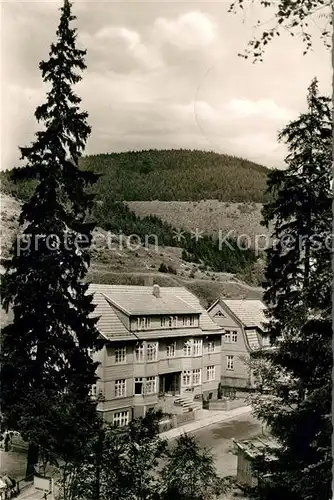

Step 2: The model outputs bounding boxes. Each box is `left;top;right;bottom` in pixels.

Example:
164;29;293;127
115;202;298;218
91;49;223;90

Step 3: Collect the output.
188;98;291;165
226;98;293;121
153;12;216;51
227;133;287;165
95;26;140;48
1;1;330;172
79;26;164;73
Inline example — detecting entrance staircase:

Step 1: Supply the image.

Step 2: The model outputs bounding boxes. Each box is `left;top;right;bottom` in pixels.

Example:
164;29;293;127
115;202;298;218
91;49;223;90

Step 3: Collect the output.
174;394;202;413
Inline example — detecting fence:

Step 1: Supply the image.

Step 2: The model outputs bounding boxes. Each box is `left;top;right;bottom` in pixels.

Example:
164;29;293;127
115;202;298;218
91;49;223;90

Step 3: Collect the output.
175;411;195;426
221;388;237;399
207;398;246;411
158;409;196;433
159;419;173;433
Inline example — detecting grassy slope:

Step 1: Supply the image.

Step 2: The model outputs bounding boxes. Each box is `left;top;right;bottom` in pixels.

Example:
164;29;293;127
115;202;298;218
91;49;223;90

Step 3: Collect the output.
126;200;270;243
0;193;263;310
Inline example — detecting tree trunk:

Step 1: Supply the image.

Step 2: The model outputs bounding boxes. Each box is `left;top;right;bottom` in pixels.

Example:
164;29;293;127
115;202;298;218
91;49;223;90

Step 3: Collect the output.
94;429;104;500
26;442;39;477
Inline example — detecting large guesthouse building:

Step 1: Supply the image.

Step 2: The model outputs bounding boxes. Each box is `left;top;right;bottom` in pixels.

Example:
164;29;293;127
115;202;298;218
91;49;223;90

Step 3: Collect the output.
89;284;224;425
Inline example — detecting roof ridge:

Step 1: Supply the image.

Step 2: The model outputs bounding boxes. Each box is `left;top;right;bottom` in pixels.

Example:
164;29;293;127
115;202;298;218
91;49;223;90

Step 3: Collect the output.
89;284;186;290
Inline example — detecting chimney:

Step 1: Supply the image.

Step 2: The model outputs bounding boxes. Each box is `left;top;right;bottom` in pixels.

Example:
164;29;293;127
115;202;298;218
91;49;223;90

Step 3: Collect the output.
153;284;160;298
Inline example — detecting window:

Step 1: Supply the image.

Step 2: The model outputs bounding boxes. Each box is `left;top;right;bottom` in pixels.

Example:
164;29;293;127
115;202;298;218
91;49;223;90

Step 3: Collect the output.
146;376;157;394
113;411;129;427
183;340;192;356
147;342;158;361
138;317;151;330
215;311;224;318
193;339;202;356
134;377;143;395
192;369;201;385
207;365;215;381
166;342;176;358
226;355;234;370
87;348;93;358
135;342;144;362
207;341;215;353
161;316;166;327
115;346;127;363
225;331;231;343
115;379;126;398
183;316;195;327
89;384;97;397
231;331;238;343
167;316;177;327
182;370;191;386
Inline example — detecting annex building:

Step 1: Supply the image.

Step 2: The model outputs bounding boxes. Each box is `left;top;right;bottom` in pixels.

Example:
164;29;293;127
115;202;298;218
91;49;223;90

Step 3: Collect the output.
207;298;270;392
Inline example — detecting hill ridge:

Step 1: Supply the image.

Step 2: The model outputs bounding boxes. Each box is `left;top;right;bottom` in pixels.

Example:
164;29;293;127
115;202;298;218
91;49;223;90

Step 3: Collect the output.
1;148;269;203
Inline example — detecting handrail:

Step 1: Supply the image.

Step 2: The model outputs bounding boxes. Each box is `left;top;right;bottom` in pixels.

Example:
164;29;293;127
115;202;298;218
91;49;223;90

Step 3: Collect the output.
13;474;34;496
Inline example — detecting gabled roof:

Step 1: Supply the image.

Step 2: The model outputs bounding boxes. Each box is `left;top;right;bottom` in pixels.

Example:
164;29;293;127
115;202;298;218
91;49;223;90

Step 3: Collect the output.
221;299;267;331
100;287;202;316
88;284;221;340
90;289;129;339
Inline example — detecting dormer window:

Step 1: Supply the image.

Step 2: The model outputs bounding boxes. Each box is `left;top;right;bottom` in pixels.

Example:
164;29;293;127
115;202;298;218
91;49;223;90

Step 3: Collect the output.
182;315;196;327
137;317;151;330
168;316;177;328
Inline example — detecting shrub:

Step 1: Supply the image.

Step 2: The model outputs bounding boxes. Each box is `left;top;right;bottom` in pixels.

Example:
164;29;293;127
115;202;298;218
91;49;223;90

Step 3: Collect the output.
159;263;168;273
167;265;177;275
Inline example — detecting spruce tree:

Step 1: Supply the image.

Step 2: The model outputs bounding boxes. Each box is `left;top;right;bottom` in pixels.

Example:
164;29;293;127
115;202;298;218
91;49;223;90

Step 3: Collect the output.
159;433;226;500
250;79;332;499
1;0;101;475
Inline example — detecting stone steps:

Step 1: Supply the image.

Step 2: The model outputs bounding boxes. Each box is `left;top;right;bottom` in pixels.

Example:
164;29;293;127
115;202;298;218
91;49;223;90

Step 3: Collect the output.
174;394;202;413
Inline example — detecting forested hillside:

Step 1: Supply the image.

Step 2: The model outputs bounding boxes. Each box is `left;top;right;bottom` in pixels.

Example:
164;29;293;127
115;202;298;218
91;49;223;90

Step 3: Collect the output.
1;149;269;283
1;149;269;203
83;149;269;202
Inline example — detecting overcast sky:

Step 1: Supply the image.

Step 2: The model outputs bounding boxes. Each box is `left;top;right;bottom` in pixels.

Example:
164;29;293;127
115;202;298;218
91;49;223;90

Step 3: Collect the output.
1;1;331;171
